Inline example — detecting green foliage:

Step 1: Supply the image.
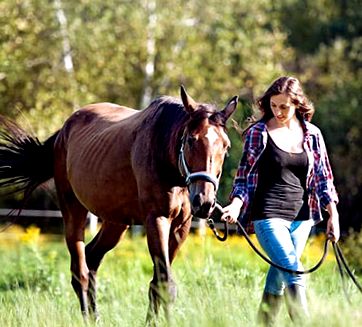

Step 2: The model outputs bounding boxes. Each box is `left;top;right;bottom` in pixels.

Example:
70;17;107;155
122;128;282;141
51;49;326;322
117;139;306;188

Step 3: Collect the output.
0;0;73;138
0;0;291;131
275;0;362;54
341;230;362;275
0;245;57;292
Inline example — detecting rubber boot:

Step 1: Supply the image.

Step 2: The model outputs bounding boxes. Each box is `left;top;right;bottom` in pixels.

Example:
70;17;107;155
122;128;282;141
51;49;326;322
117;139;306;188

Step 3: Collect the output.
257;292;283;326
285;284;309;322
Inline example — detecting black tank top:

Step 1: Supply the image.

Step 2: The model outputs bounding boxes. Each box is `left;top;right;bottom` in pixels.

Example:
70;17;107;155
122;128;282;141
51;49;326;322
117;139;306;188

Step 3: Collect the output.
252;134;309;221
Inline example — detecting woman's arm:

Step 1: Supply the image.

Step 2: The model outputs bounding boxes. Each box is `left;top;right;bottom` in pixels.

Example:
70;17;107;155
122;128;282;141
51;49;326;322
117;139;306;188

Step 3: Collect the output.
222;125;265;223
326;201;340;242
314;129;339;207
313;129;340;241
221;197;243;224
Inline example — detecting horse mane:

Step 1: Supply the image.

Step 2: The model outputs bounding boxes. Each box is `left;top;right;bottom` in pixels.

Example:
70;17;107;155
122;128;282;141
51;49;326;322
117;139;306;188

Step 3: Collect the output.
139;96;186;164
138;96;222;185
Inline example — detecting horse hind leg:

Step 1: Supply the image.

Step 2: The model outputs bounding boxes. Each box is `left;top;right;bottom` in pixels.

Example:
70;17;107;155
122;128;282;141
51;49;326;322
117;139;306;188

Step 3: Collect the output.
58;188;90;317
85;221;129;320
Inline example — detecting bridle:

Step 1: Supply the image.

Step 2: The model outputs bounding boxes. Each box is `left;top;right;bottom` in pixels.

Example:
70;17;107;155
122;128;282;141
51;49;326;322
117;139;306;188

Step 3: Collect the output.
178;132;219;190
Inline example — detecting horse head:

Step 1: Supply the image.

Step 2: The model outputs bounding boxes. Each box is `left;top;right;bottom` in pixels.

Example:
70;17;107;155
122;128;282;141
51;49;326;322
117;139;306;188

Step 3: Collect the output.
179;86;238;218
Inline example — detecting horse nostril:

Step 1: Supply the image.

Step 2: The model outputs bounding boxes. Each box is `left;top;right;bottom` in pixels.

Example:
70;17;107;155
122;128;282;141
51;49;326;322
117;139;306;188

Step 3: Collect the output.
203;201;212;213
192;194;202;208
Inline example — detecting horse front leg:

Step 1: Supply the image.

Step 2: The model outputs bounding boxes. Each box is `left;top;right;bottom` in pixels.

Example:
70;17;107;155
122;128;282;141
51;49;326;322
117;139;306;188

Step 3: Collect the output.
169;215;192;264
145;215;175;323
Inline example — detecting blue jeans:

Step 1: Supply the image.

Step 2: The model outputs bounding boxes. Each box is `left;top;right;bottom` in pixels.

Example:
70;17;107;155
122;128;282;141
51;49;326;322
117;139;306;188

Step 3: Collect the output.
253;218;313;296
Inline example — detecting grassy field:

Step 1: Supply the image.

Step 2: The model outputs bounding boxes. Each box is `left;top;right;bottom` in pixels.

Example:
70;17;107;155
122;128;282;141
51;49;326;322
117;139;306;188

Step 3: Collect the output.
0;225;361;327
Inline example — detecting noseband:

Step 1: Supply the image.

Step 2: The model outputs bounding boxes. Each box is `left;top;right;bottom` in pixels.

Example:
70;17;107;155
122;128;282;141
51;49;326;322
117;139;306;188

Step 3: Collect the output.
178;134;219;190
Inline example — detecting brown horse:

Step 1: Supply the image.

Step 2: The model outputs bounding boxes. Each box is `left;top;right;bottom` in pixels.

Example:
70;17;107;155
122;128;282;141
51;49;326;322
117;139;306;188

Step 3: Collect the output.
0;86;238;321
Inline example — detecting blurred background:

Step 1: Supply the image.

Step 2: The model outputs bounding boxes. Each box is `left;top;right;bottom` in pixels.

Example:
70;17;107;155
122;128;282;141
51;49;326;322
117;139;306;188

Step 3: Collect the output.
0;0;361;233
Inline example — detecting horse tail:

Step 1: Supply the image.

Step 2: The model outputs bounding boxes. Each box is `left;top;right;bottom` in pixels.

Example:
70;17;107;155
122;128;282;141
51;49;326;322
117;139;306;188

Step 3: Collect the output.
0;115;59;198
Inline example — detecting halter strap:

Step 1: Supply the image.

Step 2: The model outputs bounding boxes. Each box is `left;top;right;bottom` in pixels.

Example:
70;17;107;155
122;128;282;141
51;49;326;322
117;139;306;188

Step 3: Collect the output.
178;136;219;190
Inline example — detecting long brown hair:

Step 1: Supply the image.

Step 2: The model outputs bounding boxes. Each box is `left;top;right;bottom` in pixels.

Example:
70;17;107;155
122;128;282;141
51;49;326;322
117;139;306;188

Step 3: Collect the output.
257;76;315;122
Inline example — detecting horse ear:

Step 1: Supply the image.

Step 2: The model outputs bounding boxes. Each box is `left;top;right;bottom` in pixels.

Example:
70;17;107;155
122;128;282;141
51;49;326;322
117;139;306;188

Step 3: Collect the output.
180;85;198;113
220;96;238;121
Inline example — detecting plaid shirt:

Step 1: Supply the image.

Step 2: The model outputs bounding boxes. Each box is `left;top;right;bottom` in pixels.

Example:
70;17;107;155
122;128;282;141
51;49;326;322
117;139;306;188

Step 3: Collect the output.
230;120;338;227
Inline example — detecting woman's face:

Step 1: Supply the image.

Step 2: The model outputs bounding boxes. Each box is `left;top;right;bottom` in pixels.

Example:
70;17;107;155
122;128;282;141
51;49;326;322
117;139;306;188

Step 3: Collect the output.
270;93;297;125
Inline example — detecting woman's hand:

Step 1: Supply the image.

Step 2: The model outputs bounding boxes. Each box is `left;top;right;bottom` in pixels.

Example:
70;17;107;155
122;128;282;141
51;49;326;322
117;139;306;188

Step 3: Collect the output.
221;197;243;224
326;202;340;242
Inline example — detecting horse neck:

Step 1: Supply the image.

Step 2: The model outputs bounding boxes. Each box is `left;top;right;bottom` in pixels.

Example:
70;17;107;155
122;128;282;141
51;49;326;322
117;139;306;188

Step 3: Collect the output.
167;118;186;172
144;101;187;184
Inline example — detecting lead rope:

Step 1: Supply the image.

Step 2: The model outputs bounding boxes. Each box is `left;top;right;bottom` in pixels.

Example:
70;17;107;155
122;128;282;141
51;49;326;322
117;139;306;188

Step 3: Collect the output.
207;210;362;294
235;220;330;275
206;218;228;242
206;204;329;274
332;241;362;301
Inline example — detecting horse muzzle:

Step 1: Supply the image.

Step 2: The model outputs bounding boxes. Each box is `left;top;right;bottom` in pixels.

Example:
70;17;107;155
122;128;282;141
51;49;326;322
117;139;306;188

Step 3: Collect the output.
190;190;216;219
186;172;218;218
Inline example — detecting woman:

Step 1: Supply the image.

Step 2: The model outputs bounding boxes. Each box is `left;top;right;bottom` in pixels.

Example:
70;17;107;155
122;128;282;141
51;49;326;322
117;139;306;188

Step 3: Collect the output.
221;76;340;325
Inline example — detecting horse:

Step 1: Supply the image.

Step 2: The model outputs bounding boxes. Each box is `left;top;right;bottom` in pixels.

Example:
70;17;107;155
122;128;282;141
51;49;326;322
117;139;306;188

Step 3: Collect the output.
0;86;238;322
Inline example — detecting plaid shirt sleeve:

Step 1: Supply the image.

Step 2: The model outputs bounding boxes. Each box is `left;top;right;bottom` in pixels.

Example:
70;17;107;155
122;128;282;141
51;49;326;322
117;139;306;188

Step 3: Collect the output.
312;129;339;208
230;125;265;206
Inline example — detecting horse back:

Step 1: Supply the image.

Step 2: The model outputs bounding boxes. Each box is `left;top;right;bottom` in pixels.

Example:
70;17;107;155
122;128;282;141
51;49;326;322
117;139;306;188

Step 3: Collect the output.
54;99;188;225
54;102;143;223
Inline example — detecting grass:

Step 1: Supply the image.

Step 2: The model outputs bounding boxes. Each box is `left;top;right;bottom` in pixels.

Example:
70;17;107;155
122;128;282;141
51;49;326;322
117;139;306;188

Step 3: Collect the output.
0;225;361;327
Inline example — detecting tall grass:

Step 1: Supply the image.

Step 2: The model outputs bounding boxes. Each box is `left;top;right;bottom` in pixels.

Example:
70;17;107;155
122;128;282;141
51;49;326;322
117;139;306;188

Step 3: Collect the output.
0;225;361;327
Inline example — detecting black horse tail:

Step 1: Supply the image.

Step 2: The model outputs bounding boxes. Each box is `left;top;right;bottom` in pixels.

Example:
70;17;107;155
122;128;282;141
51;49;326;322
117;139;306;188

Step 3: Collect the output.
0;116;59;199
